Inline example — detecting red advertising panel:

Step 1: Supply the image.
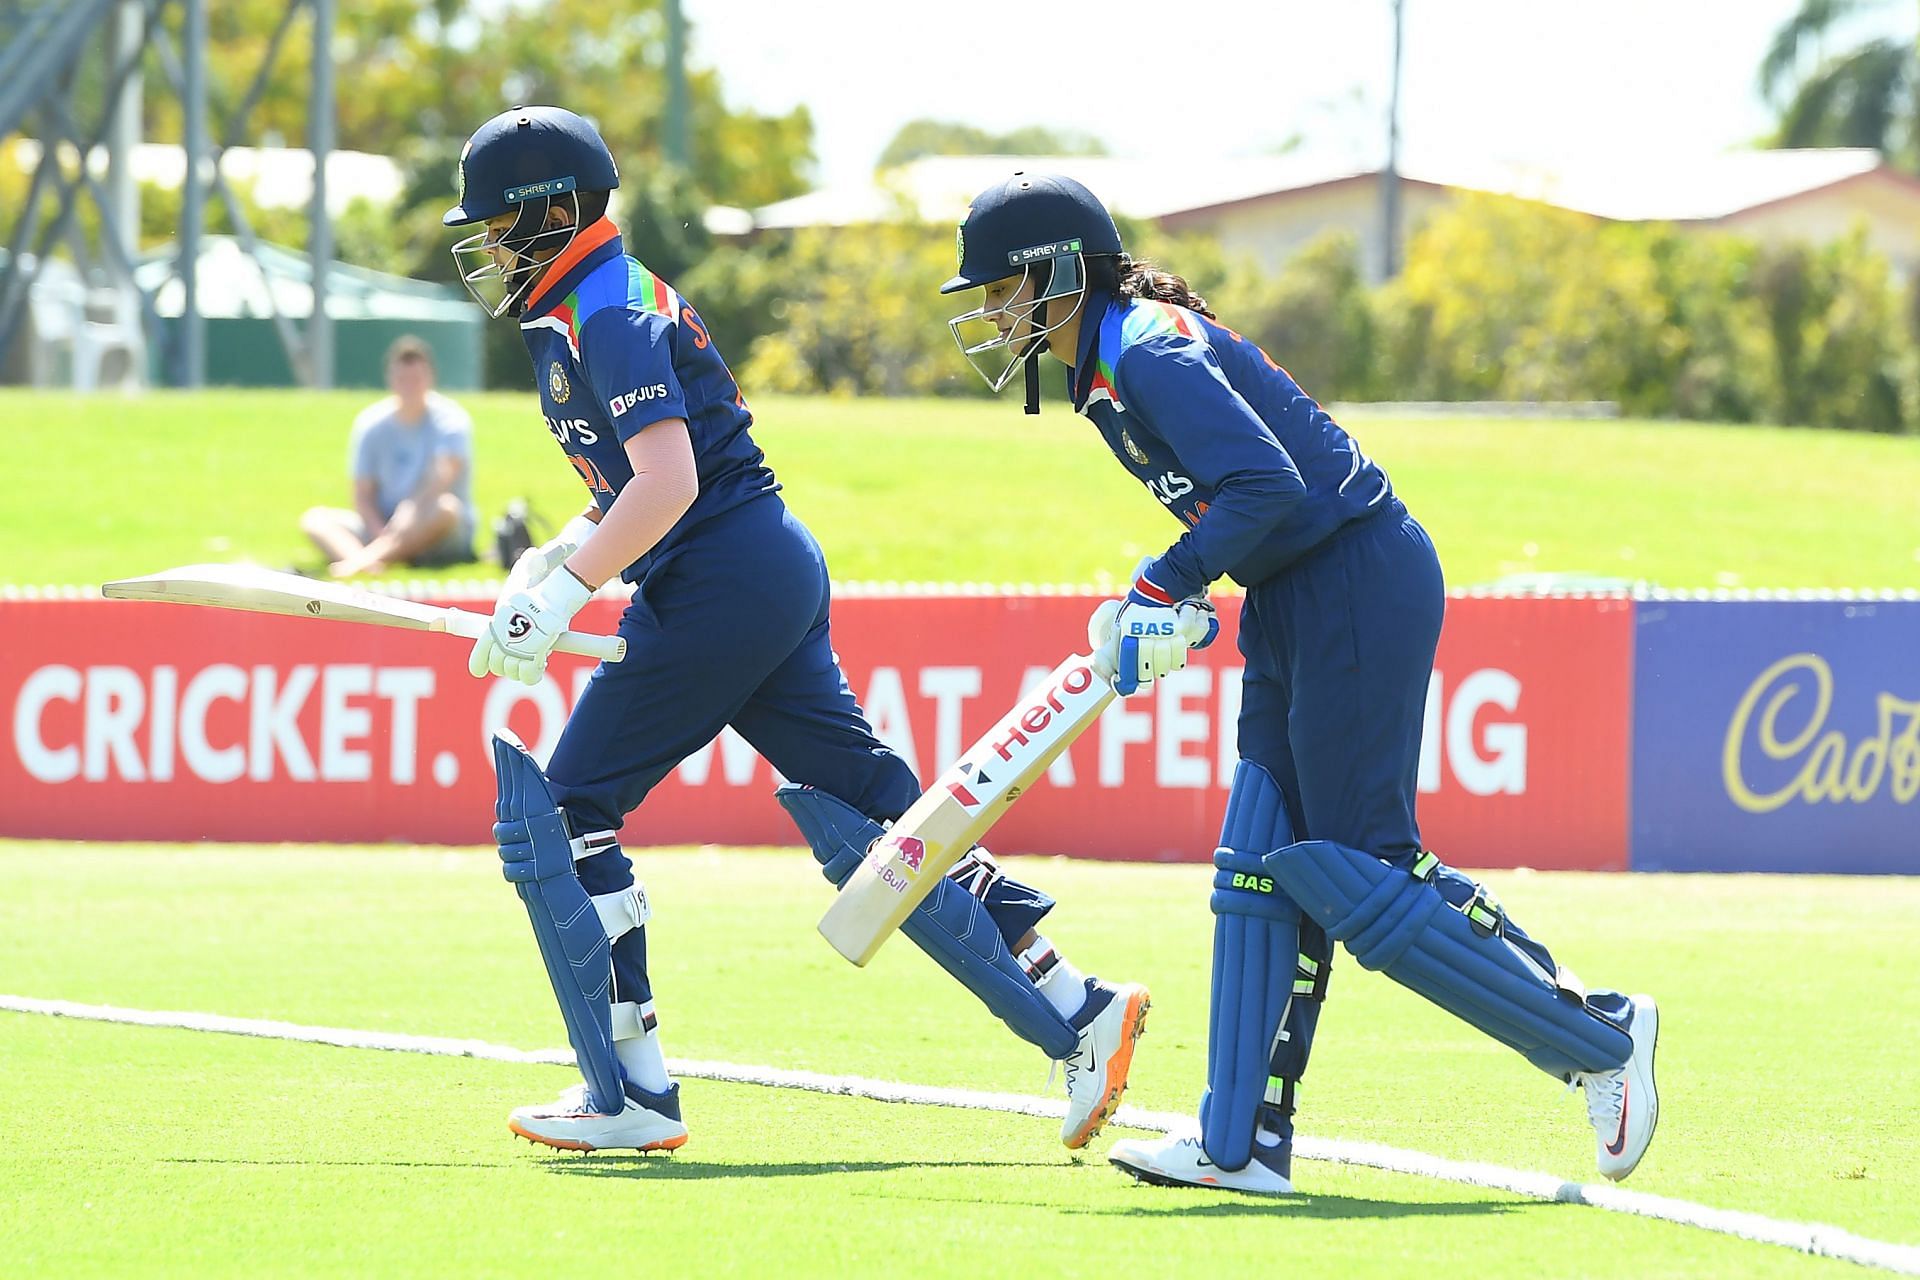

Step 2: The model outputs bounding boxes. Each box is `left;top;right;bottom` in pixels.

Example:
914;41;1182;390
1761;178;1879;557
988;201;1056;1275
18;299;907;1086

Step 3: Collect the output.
1416;595;1634;870
0;591;1631;868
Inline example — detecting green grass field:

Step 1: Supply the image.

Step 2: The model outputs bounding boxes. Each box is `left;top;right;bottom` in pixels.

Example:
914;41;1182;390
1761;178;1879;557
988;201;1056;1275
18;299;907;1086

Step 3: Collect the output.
4;389;1918;589
2;842;1915;1277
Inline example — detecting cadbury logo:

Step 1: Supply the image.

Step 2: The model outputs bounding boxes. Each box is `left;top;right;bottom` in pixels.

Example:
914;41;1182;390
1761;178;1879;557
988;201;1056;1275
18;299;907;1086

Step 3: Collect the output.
1723;652;1920;813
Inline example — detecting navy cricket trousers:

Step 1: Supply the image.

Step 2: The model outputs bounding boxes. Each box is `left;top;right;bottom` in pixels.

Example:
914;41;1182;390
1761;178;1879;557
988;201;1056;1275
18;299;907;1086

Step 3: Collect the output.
543;493;1052;1007
548;493;917;833
1235;500;1630;1073
1235;498;1445;858
1226;500;1445;1122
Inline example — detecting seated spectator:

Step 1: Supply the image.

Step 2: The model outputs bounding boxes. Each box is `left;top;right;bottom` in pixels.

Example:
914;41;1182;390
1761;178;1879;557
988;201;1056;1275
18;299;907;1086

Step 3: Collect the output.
301;336;475;577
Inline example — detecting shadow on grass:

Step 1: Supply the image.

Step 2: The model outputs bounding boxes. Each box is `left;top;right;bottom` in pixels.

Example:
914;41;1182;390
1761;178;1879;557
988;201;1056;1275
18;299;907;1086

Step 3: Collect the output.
163;1157;511;1171
161;1155;1053;1180
543;1157;1053;1181
860;1188;1536;1222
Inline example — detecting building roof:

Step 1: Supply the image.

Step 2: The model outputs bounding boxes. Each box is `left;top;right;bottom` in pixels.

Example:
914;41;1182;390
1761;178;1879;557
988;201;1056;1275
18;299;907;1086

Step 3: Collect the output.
132;236;475;321
737;148;1895;233
6;139;405;218
1406;148;1886;223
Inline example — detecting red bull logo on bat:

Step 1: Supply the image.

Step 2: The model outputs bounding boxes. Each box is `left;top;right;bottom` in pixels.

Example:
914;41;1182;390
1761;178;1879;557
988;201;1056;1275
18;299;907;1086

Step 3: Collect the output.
879;833;926;873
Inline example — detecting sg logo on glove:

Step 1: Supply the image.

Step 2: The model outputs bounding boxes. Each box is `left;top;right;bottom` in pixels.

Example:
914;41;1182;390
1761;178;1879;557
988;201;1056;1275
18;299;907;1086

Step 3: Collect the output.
506;614;534;640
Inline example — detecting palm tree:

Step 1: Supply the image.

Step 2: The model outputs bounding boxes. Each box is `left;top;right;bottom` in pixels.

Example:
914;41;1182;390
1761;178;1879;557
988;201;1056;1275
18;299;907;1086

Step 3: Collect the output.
1759;0;1919;167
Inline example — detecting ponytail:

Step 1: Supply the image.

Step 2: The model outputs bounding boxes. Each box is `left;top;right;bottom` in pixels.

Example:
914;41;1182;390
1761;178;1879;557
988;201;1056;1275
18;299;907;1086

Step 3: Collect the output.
1092;253;1216;319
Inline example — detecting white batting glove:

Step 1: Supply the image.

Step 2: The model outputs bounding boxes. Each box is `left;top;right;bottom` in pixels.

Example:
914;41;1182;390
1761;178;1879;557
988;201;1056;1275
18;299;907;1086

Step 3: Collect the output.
1087;564;1220;697
504;513;599;597
468;566;593;686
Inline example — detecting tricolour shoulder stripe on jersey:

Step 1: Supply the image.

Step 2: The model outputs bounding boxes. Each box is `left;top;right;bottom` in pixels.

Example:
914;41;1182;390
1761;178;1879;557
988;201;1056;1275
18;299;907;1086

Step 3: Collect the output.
631;260;682;321
1088;299;1204;414
1083;304;1128;412
1118;297;1199;348
521;288;582;360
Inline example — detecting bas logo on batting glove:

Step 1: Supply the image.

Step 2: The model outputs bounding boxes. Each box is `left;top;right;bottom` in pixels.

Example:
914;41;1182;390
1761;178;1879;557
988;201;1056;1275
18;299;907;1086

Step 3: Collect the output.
1086;564;1218;697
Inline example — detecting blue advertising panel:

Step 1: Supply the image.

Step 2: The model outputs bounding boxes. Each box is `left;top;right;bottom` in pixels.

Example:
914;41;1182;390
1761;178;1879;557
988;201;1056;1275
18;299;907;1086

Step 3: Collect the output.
1632;599;1920;873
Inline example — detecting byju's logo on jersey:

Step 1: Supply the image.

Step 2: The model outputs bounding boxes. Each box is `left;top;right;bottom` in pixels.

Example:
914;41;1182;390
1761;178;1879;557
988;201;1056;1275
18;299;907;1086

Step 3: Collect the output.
547;361;571;403
607;384;671;417
1146;470;1195;506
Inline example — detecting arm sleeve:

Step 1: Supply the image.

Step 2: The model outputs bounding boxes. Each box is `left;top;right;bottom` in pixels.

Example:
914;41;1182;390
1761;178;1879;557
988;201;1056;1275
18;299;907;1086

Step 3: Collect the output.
1115;335;1307;600
579;309;689;443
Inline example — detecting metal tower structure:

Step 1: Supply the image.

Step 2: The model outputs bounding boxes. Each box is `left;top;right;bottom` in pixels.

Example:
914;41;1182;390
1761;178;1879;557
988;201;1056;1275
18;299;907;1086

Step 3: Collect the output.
0;0;336;389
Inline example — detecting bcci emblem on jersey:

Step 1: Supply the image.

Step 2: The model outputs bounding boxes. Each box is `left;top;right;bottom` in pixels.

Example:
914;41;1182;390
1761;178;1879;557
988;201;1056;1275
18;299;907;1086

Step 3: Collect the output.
1120;429;1149;465
548;361;571;403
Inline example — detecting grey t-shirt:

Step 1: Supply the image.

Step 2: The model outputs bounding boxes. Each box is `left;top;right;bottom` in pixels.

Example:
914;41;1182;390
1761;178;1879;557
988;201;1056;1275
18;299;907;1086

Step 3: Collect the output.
348;391;474;534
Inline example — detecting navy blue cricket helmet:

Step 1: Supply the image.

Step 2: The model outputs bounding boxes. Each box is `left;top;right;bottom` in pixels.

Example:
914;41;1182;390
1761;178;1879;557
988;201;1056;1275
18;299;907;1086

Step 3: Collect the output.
444;105;620;317
942;173;1124;411
941;171;1122;295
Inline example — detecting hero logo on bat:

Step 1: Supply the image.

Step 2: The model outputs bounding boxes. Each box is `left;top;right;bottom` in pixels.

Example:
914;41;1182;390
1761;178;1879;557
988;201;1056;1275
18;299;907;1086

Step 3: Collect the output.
987;661;1098;763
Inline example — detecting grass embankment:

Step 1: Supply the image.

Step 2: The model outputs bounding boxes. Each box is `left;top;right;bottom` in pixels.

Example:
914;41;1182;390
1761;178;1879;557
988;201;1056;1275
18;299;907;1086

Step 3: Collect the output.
3;390;1916;589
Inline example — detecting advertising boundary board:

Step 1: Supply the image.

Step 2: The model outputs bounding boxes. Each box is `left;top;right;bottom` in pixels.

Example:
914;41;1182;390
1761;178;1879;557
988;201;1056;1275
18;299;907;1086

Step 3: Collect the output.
0;588;1630;868
5;586;1916;873
1631;596;1920;874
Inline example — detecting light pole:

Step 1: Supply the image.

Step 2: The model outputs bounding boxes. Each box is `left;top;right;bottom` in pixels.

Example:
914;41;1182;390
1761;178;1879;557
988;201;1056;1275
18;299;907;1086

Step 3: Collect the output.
666;0;690;169
1380;0;1404;281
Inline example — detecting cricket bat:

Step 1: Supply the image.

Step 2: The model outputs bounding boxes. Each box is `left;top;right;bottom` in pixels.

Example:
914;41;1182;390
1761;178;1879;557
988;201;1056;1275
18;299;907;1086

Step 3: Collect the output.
818;651;1112;965
101;563;627;662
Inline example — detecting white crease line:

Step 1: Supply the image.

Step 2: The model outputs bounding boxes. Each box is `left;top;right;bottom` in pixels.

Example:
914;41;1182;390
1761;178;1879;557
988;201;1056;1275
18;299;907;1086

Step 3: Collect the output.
5;994;1915;1276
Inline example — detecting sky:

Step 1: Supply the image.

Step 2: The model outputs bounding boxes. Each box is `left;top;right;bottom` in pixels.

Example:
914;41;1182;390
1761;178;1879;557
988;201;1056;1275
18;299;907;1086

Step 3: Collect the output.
678;0;1918;189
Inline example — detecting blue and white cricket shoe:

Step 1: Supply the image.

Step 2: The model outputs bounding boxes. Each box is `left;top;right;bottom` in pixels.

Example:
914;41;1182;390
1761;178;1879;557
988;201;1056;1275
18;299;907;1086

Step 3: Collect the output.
1573;993;1660;1181
1061;979;1151;1149
1108;1133;1295;1195
509;1080;688;1153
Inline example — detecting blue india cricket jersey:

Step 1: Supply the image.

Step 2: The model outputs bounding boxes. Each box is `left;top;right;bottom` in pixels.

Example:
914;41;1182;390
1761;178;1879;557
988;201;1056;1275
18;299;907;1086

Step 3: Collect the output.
520;219;777;582
1069;292;1394;600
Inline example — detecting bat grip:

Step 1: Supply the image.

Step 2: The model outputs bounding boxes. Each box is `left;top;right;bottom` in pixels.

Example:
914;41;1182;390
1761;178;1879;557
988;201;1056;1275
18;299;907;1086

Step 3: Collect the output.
1113;635;1139;696
440;608;628;663
555;629;628;662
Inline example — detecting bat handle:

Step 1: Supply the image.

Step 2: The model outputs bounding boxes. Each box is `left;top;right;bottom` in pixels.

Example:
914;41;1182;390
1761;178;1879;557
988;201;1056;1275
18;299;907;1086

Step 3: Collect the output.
440;607;628;663
556;629;628;662
1113;635;1139;696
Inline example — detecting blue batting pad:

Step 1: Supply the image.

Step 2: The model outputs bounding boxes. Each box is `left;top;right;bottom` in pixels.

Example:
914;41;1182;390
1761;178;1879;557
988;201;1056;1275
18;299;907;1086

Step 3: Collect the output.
1199;761;1319;1171
778;785;1077;1060
492;731;626;1115
1268;839;1632;1078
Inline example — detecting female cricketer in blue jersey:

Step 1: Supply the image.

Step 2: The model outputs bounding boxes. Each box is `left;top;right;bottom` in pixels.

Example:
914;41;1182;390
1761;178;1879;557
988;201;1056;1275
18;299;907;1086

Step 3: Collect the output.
941;172;1662;1193
442;110;1149;1154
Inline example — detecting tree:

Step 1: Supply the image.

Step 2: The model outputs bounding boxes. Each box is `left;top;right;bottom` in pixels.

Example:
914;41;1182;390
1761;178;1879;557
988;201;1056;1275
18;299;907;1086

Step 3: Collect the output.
138;0;814;212
1760;0;1919;167
117;0;816;387
877;119;1107;169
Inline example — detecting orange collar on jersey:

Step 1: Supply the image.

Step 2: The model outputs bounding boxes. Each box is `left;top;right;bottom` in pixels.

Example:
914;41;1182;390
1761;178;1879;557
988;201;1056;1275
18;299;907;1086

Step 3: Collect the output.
524;217;620;317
